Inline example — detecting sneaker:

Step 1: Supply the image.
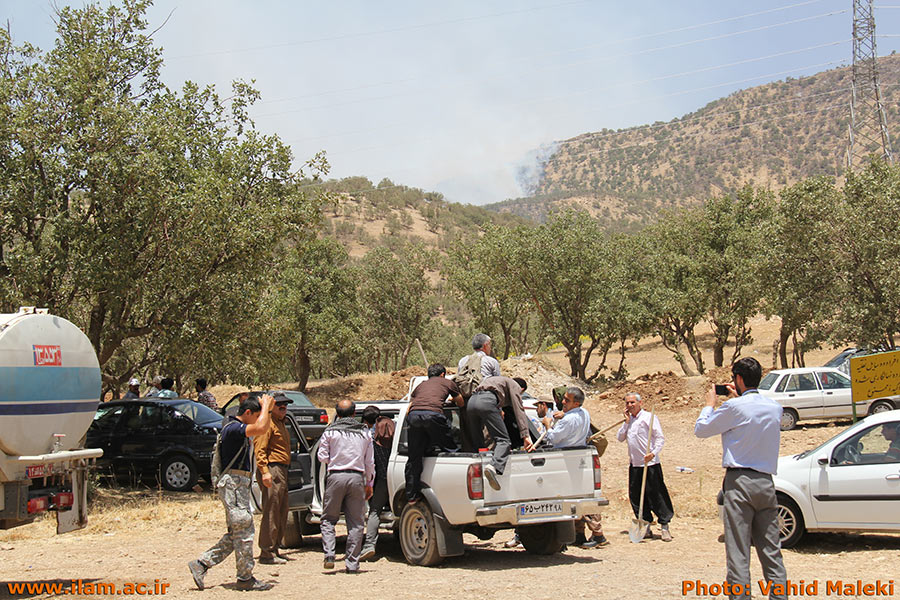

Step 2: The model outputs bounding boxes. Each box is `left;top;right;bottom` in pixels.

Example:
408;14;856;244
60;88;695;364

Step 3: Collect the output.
259;555;287;564
188;560;206;591
661;527;673;542
345;568;359;575
359;547;376;562
504;534;521;548
483;465;502;491
581;537;601;549
323;556;335;570
595;534;610;547
235;577;273;591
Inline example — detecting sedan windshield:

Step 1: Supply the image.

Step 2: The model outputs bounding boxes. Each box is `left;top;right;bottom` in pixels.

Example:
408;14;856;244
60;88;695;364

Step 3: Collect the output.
170;401;222;425
281;391;315;408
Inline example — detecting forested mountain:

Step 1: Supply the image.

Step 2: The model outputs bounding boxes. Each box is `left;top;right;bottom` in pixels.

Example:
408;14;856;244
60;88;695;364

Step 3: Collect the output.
315;177;529;258
487;54;900;228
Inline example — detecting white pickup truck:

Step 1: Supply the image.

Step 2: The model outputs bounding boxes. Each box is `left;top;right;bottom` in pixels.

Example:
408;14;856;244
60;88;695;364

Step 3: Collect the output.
306;402;608;566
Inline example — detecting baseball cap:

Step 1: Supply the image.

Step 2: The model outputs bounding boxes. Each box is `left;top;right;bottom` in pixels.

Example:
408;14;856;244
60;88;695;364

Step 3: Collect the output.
273;392;293;405
128;378;140;386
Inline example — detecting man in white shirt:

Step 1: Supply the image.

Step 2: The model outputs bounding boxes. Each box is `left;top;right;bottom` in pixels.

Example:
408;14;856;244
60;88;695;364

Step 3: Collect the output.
616;392;674;542
457;333;501;378
546;387;591;448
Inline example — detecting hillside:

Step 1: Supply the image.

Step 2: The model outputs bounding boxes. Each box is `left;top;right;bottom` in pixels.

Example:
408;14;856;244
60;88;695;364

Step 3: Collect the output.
487;54;900;228
314;176;530;258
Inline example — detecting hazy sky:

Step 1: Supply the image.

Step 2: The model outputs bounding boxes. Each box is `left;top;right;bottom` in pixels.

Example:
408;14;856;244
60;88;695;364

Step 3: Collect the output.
3;1;899;204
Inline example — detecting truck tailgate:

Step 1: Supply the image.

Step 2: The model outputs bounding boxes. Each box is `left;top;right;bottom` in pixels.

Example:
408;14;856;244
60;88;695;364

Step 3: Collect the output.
482;448;595;505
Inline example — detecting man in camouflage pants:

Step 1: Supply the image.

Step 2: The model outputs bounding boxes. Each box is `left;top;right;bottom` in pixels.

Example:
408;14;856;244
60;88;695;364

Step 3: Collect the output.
188;394;274;592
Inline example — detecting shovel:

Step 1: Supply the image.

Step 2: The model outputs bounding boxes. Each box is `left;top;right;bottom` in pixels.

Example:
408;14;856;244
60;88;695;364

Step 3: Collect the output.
628;408;655;543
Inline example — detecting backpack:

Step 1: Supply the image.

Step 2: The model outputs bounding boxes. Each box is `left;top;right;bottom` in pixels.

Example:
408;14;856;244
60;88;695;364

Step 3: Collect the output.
453;352;484;399
211;420;249;489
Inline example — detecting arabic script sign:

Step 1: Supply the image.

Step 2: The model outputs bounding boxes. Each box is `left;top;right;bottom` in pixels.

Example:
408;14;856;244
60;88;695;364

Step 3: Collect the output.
33;344;62;366
850;350;900;403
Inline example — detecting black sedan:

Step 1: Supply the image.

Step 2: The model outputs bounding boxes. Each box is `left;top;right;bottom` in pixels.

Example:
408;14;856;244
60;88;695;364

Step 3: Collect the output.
222;390;328;443
87;398;222;492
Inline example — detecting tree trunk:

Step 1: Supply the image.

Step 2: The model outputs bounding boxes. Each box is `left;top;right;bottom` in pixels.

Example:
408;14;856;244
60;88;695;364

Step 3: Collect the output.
296;350;311;392
674;340;698;376
713;341;725;368
778;324;791;369
566;343;581;378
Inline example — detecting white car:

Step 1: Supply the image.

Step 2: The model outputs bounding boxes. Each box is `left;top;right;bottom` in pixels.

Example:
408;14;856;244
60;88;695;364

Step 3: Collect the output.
757;367;896;430
773;410;900;547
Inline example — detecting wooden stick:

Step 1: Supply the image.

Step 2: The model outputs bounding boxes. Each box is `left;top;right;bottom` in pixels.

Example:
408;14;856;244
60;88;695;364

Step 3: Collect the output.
589;419;625;440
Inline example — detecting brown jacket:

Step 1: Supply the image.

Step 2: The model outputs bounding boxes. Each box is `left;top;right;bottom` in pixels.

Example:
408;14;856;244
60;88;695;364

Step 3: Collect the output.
475;376;529;440
255;415;290;475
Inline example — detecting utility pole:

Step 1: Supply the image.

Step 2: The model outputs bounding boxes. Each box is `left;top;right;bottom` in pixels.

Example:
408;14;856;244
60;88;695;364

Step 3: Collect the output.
847;0;893;169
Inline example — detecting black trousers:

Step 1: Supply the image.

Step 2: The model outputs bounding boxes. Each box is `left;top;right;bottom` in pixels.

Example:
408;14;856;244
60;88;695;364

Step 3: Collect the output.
627;463;674;525
405;410;457;502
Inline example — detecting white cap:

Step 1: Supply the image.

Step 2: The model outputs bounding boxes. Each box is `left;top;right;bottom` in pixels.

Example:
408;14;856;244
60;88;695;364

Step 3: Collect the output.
128;378;141;386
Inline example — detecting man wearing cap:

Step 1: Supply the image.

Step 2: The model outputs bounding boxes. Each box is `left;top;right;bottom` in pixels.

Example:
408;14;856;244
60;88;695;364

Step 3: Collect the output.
145;375;163;397
255;392;294;564
195;378;218;410
123;378;141;400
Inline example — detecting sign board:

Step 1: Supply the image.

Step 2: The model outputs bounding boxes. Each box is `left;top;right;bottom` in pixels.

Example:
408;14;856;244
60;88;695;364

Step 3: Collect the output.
850;349;900;403
32;344;62;366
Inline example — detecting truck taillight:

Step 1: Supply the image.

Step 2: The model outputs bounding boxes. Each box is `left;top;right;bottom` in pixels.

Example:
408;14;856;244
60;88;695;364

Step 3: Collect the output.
592;455;602;490
320;414;329;424
27;496;49;514
467;464;484;500
52;492;74;510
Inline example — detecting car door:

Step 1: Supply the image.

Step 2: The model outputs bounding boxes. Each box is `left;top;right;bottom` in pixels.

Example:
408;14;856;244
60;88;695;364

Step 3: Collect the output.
780;371;824;419
284;415;314;509
120;403;174;471
808;422;900;528
86;404;129;467
818;370;854;418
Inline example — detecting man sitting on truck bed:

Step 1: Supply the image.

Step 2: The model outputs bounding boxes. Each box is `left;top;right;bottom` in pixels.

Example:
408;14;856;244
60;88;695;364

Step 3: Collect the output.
468;376;532;490
406;363;464;503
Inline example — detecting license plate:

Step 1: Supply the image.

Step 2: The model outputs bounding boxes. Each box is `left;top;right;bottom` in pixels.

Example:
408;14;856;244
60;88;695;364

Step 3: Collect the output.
296;415;315;422
26;464;52;478
517;501;562;517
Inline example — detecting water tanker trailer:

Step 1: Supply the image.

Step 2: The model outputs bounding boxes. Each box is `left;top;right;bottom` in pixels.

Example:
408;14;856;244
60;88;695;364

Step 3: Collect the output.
0;307;103;533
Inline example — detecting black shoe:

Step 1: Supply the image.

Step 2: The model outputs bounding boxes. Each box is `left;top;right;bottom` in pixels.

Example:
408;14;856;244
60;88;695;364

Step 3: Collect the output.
259;555;287;564
235;577;273;591
574;534;587;546
345;568;359;575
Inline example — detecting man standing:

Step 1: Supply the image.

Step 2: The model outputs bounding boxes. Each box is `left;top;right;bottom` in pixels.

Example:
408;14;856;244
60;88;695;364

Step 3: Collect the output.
546;387;609;549
188;394;274;592
457;333;501;379
694;357;787;600
405;364;463;503
468;376;531;490
317;400;374;574
145;375;163;397
616;392;674;542
123;378;141;400
255;392;293;564
156;377;178;398
195;378;218;410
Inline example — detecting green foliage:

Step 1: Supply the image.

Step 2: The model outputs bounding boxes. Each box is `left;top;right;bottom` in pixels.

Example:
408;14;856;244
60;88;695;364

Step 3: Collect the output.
0;1;326;394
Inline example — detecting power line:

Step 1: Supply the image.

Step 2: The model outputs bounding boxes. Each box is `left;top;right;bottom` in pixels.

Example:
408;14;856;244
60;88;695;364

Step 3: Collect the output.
167;0;594;61
254;0;833;106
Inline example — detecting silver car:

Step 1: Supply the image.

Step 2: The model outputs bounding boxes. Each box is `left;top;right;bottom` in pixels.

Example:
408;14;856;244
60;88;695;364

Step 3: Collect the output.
757;367;896;430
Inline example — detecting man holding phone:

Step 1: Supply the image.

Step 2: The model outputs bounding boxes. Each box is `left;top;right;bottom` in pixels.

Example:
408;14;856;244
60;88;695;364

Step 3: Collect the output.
695;357;787;600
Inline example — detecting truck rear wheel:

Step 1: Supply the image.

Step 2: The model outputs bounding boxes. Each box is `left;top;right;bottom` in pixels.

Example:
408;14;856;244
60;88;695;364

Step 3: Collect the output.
517;523;564;555
399;501;443;566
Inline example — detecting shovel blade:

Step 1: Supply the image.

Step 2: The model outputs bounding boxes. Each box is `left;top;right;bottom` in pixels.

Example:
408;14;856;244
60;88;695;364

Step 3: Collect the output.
628;518;649;543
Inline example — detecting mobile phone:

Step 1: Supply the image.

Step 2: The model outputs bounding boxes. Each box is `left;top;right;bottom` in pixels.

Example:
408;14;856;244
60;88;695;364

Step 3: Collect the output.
715;384;730;396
